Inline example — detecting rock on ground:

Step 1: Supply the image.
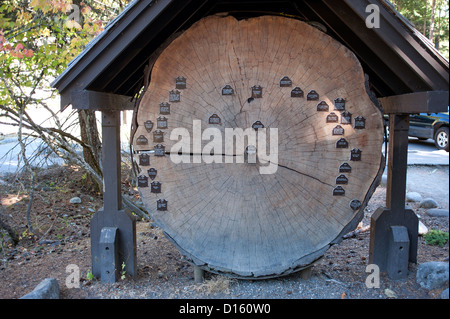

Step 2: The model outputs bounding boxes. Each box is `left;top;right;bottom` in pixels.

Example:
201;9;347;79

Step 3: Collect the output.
419;198;439;209
441;288;449;299
69;197;82;204
416;262;449;290
20;278;59;299
418;220;428;235
426;209;449;218
406;192;422;203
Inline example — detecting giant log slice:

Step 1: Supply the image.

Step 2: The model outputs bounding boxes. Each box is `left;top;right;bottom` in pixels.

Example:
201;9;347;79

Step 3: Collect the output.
132;15;385;278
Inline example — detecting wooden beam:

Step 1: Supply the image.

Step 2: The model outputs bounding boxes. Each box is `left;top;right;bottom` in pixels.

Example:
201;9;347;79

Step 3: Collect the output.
379;91;449;114
71;90;135;110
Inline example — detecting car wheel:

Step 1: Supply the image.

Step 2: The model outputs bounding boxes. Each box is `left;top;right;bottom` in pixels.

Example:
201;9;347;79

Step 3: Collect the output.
434;127;449;152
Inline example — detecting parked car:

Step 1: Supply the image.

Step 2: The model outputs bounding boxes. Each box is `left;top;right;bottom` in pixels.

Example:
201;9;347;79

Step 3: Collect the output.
409;112;449;152
384;111;449;152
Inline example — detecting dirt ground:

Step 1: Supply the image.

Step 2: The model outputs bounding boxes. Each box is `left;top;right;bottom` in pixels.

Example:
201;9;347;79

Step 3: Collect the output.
0;165;448;300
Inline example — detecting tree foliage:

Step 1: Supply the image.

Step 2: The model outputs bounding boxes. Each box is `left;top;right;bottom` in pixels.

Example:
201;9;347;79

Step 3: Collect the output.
0;0;131;184
0;0;131;108
390;0;450;58
0;0;137;237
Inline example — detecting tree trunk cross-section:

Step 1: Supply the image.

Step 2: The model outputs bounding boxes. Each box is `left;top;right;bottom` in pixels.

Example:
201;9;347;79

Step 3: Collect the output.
132;15;385;278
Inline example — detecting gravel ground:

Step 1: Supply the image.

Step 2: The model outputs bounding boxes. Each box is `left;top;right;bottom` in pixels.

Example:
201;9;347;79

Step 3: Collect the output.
66;185;448;301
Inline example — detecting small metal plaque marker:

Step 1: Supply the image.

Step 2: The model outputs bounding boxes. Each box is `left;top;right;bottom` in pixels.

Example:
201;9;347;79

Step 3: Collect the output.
341;111;352;125
153;130;164;143
151;181;162;194
339;162;352;173
169;90;180;102
307;90;319;101
138;175;148;187
252;121;265;130
336;174;348;185
333;186;345;196
159;102;170;115
280;76;292;87
136;135;149;145
157;199;168;211
139;153;150;166
208;114;221;125
332;125;345;136
144;120;154;133
350;148;362;161
222;85;234;95
291;87;304;98
350;199;362;210
317;101;329;112
157;116;168;129
326;112;339;123
154;144;166;157
354;116;366;129
175;76;186;89
147;168;157;180
334;98;346;111
336;138;349;148
251;85;263;98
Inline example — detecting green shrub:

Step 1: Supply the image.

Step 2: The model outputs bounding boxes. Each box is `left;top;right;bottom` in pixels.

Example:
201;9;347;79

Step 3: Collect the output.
424;229;449;247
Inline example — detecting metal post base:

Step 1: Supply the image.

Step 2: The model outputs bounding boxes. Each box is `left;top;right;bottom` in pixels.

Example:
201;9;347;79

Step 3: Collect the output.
387;226;410;280
99;227;119;283
369;207;418;279
194;266;205;283
299;266;313;280
91;209;137;281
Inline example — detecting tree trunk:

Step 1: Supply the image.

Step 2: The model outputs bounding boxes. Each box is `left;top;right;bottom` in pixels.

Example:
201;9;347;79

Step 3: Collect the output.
429;0;437;41
435;4;441;49
0;207;19;245
423;0;428;35
133;15;385;278
78;109;103;192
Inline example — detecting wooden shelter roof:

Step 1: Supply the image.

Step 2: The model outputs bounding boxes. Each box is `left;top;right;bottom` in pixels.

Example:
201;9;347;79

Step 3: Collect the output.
51;0;449;110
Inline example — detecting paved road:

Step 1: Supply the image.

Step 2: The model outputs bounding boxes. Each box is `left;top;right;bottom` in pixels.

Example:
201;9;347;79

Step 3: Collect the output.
382;137;449;209
382;137;449;166
406;138;449;165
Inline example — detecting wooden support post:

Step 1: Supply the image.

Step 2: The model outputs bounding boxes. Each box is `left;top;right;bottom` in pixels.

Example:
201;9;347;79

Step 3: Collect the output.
102;111;122;213
90;110;137;282
386;114;409;213
369;114;418;279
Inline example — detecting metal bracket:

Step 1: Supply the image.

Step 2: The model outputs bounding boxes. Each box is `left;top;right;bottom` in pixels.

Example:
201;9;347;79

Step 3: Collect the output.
91;209;137;281
369;207;418;279
387;226;410;280
99;227;119;283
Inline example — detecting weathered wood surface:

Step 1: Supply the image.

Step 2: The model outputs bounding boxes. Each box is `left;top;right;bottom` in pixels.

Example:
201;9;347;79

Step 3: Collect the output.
132;15;385;278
